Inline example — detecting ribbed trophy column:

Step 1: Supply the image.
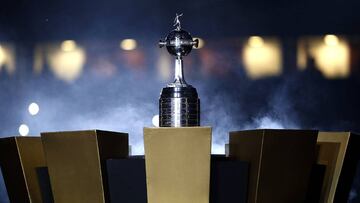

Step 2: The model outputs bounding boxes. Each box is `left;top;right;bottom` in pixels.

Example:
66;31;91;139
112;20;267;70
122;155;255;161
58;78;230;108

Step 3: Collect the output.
158;13;200;127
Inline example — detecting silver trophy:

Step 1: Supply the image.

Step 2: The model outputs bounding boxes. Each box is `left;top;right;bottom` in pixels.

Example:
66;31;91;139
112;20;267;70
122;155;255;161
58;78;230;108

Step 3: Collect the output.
158;13;200;127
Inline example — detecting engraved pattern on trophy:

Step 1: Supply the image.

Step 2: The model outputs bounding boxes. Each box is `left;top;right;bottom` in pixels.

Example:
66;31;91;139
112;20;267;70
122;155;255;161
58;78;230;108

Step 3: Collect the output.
158;14;200;127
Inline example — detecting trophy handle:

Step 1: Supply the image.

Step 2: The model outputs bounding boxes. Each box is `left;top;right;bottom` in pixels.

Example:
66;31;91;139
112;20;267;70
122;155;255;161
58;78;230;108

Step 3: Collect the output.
159;40;167;48
192;39;199;48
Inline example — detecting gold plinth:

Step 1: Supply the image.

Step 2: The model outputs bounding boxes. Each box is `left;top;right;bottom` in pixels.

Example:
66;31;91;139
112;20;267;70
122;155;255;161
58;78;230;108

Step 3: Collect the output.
144;127;212;203
229;129;318;203
41;130;128;203
317;132;360;203
0;136;46;203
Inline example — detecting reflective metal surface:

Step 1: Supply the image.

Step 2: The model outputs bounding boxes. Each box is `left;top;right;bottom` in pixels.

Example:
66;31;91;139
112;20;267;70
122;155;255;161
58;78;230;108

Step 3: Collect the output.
158;14;200;127
159;87;200;127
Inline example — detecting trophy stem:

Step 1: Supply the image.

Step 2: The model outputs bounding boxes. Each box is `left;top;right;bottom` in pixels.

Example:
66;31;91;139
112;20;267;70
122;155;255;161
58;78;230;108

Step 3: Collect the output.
174;56;187;85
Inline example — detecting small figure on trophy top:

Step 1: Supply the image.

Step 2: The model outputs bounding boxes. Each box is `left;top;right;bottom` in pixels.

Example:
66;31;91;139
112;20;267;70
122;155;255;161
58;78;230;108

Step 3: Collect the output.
173;13;183;30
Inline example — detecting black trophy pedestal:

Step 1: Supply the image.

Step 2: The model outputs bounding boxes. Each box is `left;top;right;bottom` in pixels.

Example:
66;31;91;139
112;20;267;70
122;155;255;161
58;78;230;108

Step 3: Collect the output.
210;155;249;203
36;167;54;203
106;157;147;203
305;164;326;203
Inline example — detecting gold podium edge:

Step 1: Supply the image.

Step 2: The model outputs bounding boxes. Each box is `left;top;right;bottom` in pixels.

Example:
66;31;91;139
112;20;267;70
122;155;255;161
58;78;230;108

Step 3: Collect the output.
0;136;46;203
317;131;350;203
41;130;128;203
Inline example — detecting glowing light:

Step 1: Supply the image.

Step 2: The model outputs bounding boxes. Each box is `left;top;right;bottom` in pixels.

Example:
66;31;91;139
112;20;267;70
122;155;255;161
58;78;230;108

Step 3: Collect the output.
152;115;159;127
315;41;349;78
248;36;264;48
28;102;39;116
298;36;350;79
120;39;137;51
242;38;282;79
324;35;339;46
61;40;77;52
194;37;205;49
19;124;29;136
0;44;15;74
48;44;86;82
0;45;6;66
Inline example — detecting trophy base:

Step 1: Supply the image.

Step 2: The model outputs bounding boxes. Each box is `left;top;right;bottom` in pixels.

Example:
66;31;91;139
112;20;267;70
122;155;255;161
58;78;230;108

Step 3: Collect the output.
159;86;200;127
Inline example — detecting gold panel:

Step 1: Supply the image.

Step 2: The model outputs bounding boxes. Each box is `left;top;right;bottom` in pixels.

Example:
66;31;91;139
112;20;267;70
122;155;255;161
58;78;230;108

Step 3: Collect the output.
316;132;350;203
144;127;212;203
0;136;46;203
41;130;128;203
229;129;318;203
